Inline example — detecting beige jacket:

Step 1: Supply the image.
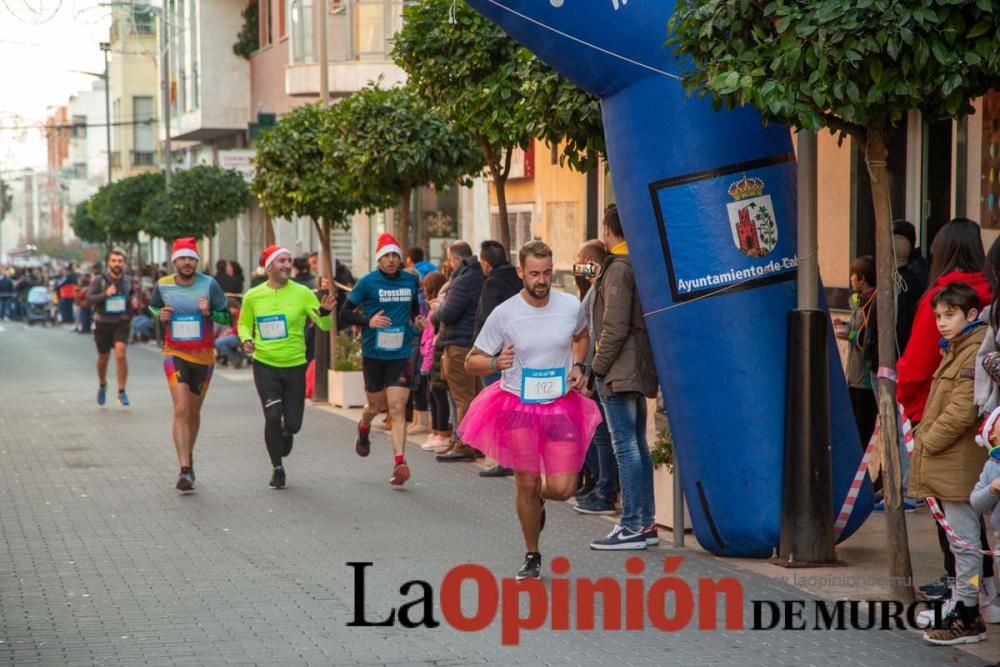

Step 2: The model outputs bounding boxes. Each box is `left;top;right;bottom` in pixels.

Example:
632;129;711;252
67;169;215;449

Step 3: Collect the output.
908;324;988;502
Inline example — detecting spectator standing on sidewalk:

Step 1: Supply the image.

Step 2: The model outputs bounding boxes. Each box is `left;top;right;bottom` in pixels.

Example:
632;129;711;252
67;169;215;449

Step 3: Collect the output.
406;246;437;279
845;256;877;448
57;264;77;325
476;239;523;478
432;241;485;463
573;239;619;515
896;218;993;597
908;283;989;644
589;204;660;550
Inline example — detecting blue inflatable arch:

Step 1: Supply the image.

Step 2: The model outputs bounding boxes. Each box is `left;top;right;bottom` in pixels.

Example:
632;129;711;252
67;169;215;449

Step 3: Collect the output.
466;0;873;557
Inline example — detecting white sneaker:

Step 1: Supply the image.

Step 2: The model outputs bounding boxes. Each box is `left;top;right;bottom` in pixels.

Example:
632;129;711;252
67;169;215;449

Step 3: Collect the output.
421;435;449;452
917;596;956;628
980;577;1000;623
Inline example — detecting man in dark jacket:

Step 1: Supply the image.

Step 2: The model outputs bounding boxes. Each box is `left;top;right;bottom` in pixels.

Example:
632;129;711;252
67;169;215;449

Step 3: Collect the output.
475;240;523;477
432;241;485;461
590;204;660;551
475;240;523;339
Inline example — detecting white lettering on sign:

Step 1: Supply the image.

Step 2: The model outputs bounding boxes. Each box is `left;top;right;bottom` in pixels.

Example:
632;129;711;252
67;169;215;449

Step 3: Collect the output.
377;288;413;303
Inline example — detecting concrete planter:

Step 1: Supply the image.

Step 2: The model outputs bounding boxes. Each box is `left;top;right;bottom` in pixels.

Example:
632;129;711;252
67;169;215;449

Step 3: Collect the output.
652;464;692;532
329;370;366;408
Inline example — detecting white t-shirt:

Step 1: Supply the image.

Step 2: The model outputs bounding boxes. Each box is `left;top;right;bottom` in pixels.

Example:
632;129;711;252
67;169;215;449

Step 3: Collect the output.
473;290;588;398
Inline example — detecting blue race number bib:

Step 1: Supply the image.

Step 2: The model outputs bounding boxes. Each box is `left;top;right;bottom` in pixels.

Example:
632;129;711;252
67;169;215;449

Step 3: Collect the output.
256;314;289;341
520;368;566;404
170;314;202;341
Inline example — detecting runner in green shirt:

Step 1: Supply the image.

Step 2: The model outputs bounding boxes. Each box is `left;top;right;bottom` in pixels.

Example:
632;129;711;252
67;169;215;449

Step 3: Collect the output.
238;245;334;488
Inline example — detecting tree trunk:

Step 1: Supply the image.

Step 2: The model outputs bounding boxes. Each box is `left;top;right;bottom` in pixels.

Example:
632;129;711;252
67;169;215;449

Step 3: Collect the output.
398;187;412;256
865;131;914;604
483;144;512;251
265;213;275;246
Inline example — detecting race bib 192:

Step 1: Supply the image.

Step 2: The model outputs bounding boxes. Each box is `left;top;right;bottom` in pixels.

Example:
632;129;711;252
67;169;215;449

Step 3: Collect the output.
520;368;566;404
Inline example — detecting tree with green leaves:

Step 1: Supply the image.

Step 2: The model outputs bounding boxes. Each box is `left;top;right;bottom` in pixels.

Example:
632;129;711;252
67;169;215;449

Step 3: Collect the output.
392;0;533;250
90;172;164;245
522;58;606;173
71;200;107;247
670;0;1000;602
393;1;606;248
253;101;374;279
322;83;482;253
142;165;251;242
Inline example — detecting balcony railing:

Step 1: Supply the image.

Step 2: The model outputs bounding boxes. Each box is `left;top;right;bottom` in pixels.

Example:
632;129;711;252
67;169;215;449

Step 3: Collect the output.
131;151;156;167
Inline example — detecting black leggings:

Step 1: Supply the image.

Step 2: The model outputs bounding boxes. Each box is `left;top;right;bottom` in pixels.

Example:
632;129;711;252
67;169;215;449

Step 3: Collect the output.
429;384;451;432
252;360;307;466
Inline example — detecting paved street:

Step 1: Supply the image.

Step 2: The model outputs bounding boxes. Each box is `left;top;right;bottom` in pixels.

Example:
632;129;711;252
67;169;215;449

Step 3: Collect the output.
0;321;986;666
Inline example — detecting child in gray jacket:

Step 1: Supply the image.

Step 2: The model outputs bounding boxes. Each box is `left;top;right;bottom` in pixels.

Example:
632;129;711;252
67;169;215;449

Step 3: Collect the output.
971;406;1000;539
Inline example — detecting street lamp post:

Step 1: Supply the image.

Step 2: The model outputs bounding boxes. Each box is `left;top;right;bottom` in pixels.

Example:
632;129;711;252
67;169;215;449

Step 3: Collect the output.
100;42;112;185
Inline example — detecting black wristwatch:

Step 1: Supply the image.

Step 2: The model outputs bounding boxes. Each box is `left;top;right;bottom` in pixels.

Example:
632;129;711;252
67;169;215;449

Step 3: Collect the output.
573;362;587;373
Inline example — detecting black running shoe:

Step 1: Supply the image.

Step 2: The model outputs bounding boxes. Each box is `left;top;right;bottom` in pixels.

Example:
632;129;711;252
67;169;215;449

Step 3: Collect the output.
176;468;194;492
355;422;371;457
269;467;286;489
516;552;542;581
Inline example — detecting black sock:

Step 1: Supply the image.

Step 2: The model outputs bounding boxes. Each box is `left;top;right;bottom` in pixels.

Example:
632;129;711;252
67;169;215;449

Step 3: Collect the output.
956;600;979;622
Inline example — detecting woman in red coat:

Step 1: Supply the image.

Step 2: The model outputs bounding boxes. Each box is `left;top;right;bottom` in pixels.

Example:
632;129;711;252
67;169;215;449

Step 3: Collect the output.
896;218;990;424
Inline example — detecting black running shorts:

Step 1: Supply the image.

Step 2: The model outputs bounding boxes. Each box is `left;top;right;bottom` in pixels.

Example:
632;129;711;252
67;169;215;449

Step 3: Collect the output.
362;357;411;394
94;320;130;354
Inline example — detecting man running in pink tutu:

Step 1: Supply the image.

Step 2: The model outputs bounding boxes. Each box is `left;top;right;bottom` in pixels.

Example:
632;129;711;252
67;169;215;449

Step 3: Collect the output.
460;240;602;580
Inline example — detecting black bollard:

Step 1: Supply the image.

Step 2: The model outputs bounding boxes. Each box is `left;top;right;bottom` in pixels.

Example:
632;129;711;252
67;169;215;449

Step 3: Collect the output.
773;309;840;567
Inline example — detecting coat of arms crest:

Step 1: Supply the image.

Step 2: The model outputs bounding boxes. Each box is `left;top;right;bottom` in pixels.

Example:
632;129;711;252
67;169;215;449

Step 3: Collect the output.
726;175;778;258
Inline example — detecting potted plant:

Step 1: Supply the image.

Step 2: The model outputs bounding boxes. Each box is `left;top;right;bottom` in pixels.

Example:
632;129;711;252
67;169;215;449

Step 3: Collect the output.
329;333;366;408
651;400;691;532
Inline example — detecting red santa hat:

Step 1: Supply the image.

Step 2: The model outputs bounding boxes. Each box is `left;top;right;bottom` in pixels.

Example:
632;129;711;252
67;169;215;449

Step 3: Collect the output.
171;237;199;262
978;406;1000;448
259;245;291;271
374;232;402;262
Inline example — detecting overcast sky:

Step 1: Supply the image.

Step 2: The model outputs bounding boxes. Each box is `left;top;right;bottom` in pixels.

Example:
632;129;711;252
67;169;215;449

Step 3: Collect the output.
0;0;111;171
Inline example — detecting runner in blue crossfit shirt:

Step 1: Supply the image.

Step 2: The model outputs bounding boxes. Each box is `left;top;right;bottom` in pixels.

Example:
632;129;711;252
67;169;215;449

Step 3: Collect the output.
339;233;425;487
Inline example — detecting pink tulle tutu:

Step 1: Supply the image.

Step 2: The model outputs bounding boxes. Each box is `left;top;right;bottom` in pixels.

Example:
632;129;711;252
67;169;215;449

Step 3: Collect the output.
457;382;602;475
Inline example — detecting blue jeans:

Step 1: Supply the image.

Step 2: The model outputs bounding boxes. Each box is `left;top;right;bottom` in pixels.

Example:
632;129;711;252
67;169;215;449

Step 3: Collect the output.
78;306;92;333
483;372;501;386
215;334;243;361
584;396;618;502
0;297;11;320
131;314;155;339
597;379;654;531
